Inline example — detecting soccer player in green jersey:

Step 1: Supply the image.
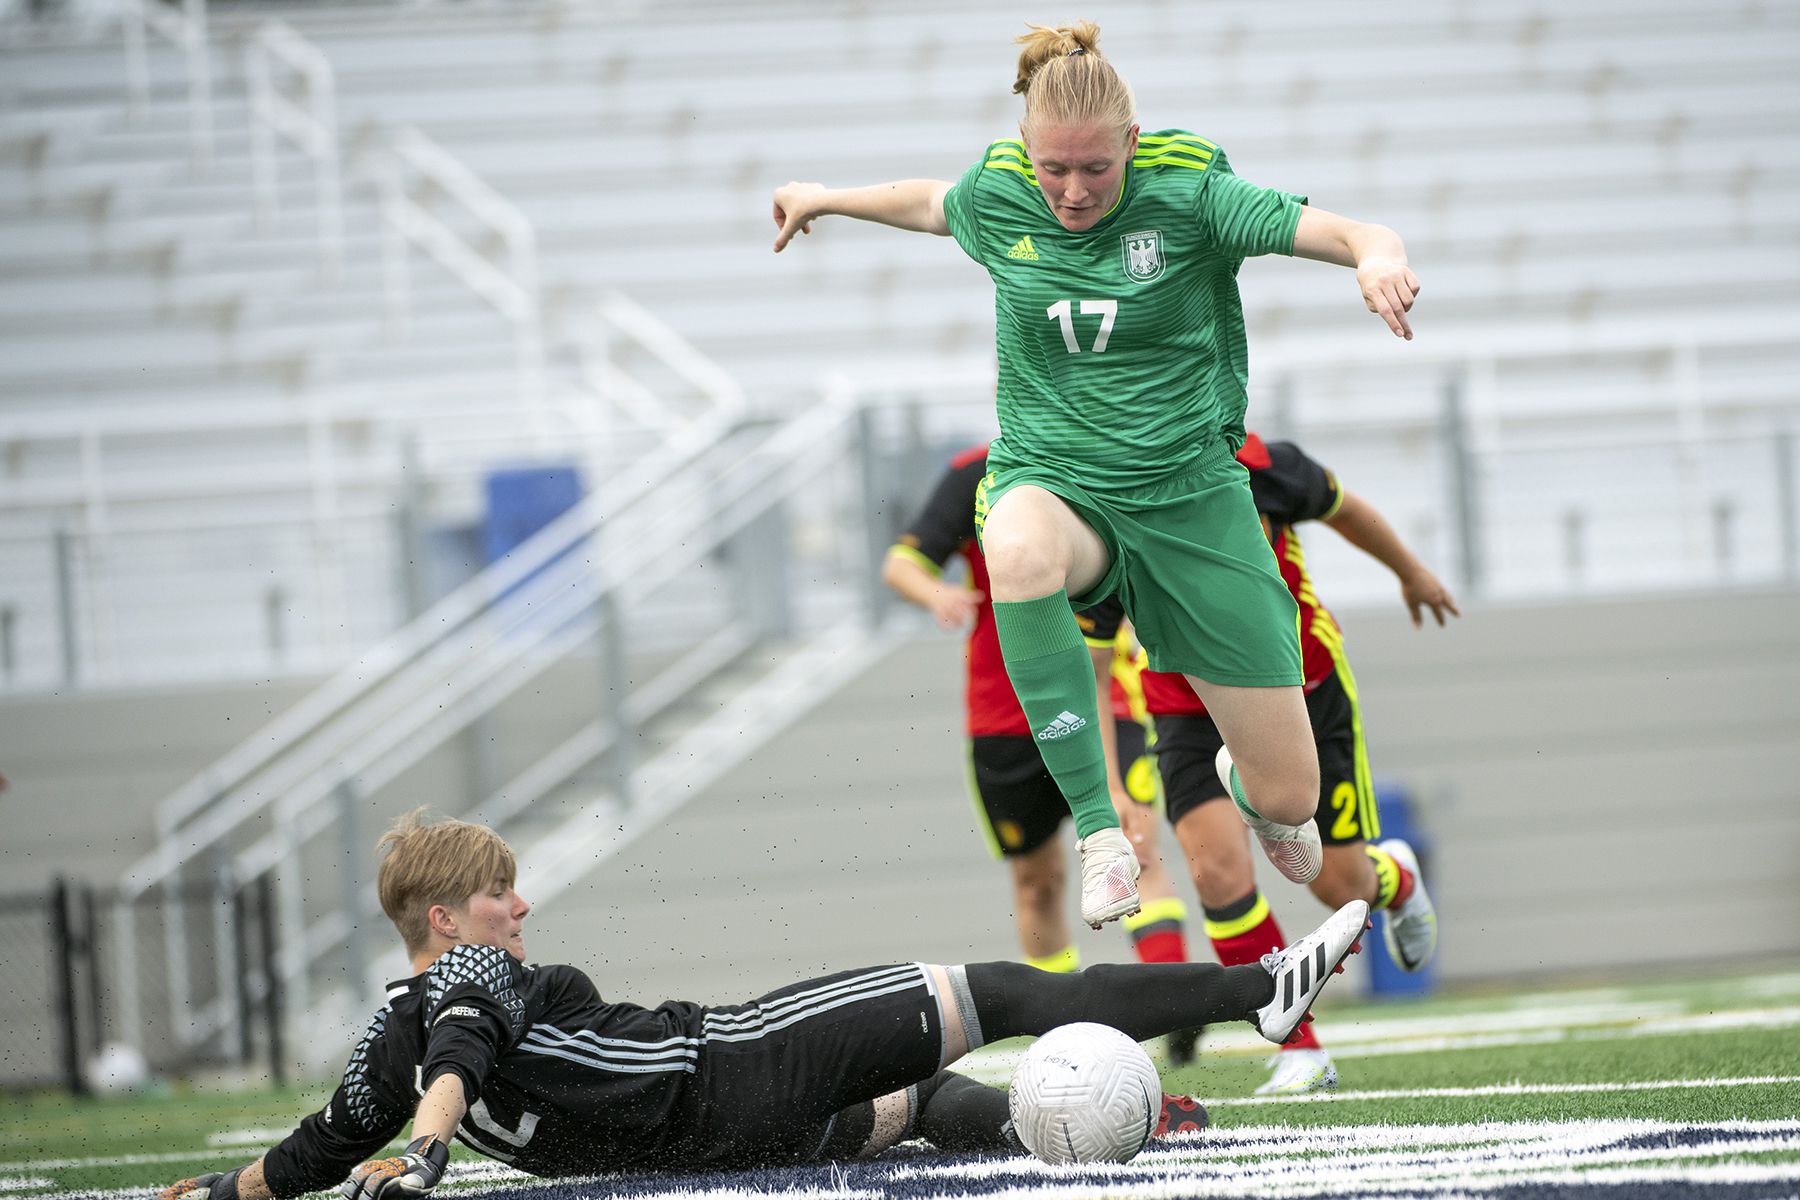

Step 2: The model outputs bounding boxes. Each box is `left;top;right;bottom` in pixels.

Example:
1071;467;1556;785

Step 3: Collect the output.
772;20;1420;930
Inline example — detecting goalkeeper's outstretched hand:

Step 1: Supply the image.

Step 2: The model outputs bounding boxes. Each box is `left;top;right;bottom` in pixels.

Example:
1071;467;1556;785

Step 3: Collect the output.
156;1170;244;1200
341;1135;449;1200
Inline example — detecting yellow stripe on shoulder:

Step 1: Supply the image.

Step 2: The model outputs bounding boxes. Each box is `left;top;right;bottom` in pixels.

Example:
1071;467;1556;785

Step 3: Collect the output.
1139;132;1220;152
984;161;1039;183
1134;140;1214;162
1132;153;1212;171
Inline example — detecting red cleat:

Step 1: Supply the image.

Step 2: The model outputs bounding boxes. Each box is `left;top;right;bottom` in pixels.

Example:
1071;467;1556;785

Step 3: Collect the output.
1155;1092;1209;1137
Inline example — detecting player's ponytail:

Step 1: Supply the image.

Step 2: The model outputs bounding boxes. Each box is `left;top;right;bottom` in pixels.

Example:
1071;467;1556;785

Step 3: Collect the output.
1012;20;1135;143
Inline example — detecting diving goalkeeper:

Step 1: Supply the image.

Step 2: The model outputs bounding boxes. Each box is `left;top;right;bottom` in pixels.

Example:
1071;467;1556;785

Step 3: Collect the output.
156;811;1366;1199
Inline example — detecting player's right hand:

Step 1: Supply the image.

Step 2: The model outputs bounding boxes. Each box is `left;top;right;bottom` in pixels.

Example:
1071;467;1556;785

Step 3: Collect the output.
772;182;825;252
927;584;982;632
341;1135;449;1200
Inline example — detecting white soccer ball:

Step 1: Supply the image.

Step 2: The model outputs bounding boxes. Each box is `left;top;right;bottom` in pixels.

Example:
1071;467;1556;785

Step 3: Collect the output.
1007;1022;1161;1164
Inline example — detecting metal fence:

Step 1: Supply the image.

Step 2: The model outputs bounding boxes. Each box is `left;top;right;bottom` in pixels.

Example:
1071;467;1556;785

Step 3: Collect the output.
0;878;284;1093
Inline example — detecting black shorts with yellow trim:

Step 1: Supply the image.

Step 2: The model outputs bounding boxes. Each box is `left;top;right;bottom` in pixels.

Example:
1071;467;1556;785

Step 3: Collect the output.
1113;716;1163;809
967;736;1067;857
1152;669;1379;845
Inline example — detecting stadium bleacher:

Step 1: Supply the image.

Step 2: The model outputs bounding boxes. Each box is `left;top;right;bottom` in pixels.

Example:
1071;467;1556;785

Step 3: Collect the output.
3;0;1796;692
1;0;1797;1079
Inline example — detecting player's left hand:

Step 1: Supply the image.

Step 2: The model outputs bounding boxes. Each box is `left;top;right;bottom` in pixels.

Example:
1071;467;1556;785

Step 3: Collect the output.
1399;567;1459;628
341;1135;449;1200
1356;256;1420;340
156;1171;242;1200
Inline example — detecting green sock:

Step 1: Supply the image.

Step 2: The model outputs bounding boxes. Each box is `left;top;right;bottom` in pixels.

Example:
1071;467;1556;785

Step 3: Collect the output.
991;591;1118;838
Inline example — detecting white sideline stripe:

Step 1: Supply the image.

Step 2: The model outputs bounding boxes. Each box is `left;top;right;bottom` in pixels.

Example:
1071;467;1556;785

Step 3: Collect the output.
15;1121;1800;1200
201;1132;290;1149
0;1161;553;1200
892;1118;1800;1199
929;999;1800;1077
1196;1072;1800;1107
1324;1004;1800;1059
0;1139;409;1172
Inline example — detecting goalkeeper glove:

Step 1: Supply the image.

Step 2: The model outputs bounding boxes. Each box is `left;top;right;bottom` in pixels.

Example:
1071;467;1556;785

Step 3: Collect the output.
156;1169;244;1200
341;1135;449;1200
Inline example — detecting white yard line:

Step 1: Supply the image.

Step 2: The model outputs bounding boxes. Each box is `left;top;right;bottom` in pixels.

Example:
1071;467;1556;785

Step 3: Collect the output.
948;1002;1800;1080
1197;1072;1800;1106
888;1118;1800;1199
10;1119;1800;1200
0;1153;245;1173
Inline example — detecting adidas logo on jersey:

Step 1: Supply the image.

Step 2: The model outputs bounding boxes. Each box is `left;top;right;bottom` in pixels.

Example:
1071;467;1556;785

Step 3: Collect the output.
1006;235;1040;261
1037;711;1086;740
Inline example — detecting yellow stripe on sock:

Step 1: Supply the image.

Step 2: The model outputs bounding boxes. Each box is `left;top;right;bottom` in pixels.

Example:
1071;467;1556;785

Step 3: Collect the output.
1203;893;1271;941
1123;896;1188;932
1025;944;1081;973
1366;844;1401;910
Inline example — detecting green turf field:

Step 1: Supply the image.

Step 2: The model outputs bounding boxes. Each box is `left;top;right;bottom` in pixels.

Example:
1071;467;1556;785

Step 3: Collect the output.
4;967;1797;1199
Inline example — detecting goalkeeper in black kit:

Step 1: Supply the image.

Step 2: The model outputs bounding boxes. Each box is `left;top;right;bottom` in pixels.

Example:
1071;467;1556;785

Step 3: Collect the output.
158;811;1367;1200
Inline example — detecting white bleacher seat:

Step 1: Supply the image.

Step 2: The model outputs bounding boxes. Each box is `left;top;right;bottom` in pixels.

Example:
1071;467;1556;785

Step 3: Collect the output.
0;0;1796;688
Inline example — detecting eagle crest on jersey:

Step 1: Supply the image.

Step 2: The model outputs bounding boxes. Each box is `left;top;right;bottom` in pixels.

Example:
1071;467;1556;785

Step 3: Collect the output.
424;944;530;1046
1120;230;1164;282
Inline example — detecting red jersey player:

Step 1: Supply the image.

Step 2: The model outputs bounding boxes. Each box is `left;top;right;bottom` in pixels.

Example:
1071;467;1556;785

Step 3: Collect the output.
1102;432;1455;1093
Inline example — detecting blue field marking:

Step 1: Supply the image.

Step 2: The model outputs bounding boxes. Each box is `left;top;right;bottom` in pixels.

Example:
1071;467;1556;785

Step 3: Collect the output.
445;1119;1800;1200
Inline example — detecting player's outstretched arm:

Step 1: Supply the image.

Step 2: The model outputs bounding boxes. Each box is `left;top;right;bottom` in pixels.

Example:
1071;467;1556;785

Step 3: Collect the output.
1325;490;1460;628
771;179;952;251
1290;206;1420;340
156;1158;273;1200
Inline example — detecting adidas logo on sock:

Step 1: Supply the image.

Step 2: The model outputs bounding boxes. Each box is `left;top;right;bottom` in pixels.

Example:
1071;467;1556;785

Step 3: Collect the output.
1037;711;1086;740
1006;235;1040;261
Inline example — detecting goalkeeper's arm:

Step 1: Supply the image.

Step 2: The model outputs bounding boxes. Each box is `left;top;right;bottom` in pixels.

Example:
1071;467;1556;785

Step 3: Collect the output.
338;1075;461;1200
154;1158;272;1200
156;1075;462;1200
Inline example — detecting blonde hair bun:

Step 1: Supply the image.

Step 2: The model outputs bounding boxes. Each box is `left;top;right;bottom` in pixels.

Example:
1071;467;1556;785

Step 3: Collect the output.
1013;19;1103;94
1011;19;1136;141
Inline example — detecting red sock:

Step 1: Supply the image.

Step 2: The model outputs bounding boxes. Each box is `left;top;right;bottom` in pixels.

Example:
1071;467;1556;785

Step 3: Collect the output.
1124;897;1189;964
1134;929;1187;964
1204;890;1322;1051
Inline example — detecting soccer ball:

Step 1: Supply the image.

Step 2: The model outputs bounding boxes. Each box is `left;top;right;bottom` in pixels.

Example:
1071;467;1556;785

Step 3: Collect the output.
1007;1022;1161;1164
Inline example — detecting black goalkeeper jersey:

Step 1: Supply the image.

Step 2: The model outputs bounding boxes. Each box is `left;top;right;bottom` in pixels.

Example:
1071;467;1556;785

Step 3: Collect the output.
262;944;727;1193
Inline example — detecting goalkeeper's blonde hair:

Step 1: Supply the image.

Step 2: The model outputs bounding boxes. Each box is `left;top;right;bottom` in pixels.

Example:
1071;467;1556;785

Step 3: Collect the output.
1012;20;1136;144
376;808;517;955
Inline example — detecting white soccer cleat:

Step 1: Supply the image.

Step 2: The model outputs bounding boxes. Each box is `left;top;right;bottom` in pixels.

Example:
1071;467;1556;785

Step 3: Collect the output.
1077;826;1141;928
1254;1049;1338;1096
1216;746;1322;885
1377;838;1438;972
1250;900;1368;1046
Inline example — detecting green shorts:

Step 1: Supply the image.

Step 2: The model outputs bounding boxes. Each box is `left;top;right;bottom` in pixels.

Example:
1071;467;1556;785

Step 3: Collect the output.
975;439;1302;687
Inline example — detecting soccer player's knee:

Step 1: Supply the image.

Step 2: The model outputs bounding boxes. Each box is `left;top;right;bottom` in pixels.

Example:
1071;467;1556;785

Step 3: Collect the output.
1248;768;1318;826
1015;873;1060;916
981;527;1067;598
1011;849;1064;913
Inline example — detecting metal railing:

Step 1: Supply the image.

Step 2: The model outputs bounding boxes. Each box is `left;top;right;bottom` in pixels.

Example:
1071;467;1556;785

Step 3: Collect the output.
381;127;543;414
584;291;746;430
0;394;623;691
108;359;974;1062
1246;314;1800;598
120;0;212;170
247;19;343;281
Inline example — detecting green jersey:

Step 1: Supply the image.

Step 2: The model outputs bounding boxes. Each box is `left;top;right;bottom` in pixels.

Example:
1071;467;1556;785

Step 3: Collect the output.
943;130;1306;493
